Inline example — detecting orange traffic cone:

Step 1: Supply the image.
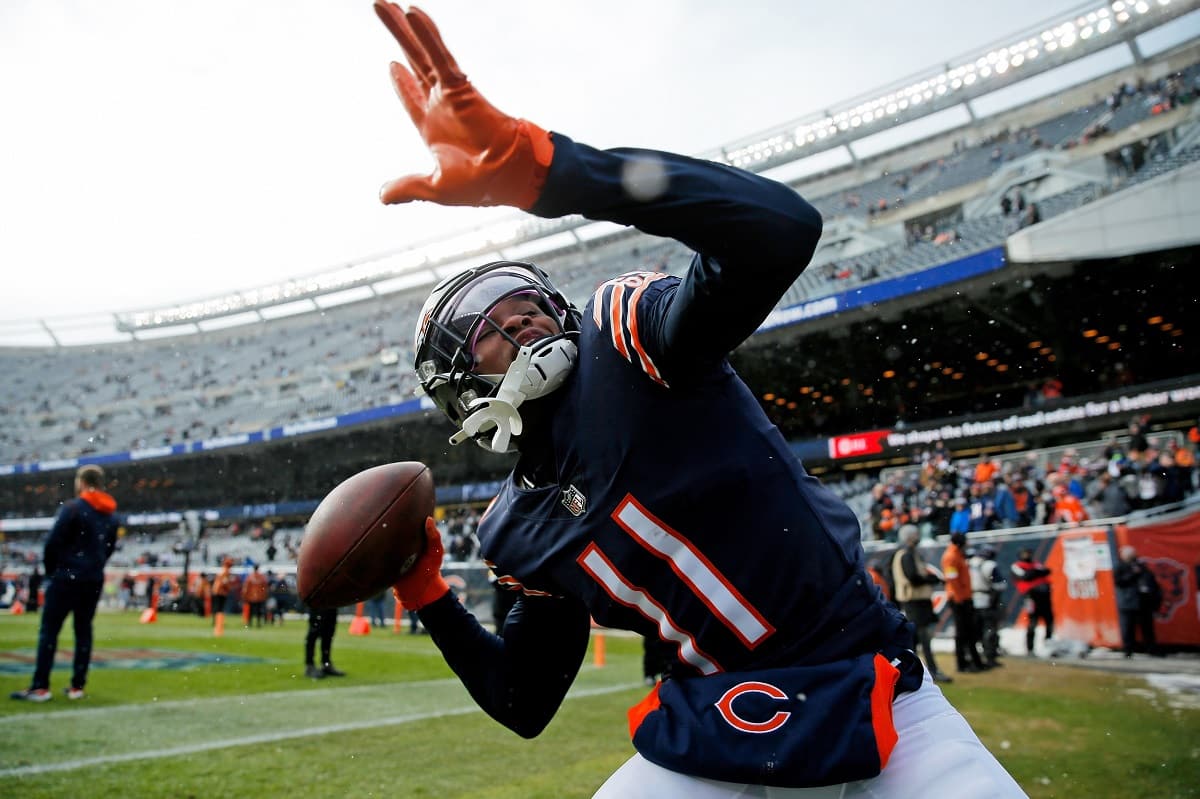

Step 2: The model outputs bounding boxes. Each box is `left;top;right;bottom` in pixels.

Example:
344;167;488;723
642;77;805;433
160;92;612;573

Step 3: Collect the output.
394;597;404;633
10;599;25;615
213;611;225;637
590;618;606;667
242;600;251;626
140;587;159;623
349;602;370;636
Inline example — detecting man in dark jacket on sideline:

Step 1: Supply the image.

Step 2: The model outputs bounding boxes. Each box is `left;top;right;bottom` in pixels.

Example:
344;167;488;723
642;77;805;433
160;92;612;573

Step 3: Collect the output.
1113;545;1162;658
11;465;119;702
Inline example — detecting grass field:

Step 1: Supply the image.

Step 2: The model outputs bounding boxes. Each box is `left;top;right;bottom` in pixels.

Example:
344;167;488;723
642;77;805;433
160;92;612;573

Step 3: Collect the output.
1;610;1197;798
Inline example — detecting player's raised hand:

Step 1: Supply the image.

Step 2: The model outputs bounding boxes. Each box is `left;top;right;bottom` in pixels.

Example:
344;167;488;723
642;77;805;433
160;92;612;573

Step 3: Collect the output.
392;516;451;610
373;2;555;209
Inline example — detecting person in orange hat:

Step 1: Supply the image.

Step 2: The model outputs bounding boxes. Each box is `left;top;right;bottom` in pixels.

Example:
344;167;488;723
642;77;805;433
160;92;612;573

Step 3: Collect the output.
1051;484;1088;524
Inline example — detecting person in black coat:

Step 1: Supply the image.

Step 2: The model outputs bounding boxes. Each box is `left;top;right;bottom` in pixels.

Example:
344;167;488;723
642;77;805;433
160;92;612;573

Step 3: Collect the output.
11;465;119;702
1113;545;1162;657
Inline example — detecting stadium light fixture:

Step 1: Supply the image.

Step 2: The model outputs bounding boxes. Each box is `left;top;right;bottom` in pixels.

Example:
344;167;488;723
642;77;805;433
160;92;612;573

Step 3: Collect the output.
722;0;1186;171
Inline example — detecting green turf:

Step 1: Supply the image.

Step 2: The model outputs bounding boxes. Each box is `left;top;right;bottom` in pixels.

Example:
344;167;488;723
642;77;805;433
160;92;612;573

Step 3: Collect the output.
1;611;1197;798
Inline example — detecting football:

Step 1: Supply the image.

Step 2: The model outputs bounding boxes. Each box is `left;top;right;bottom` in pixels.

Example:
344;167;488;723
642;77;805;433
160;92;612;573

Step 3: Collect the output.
297;461;435;609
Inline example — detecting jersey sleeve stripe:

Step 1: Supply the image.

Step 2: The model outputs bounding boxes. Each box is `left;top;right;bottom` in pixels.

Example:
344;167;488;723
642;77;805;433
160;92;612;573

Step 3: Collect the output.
591;284;608;329
495;575;555;597
625;273;670;386
578;543;722;676
607;282;632;361
613;494;775;649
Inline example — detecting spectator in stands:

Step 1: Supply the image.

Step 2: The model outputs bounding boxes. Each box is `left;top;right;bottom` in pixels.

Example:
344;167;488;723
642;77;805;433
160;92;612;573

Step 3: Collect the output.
1113;545;1162;658
965;482;994;532
1003;474;1034;527
1131;448;1162;510
1172;440;1196;496
1011;548;1054;655
1095;471;1132;518
942;532;987;674
892;525;951;683
1040;377;1063;403
973;455;999;485
1149;449;1190;506
1050;484;1089;525
949;495;971;535
855;261;879;281
11;465;118;702
1128;418;1150;454
868;483;897;541
923;488;955;538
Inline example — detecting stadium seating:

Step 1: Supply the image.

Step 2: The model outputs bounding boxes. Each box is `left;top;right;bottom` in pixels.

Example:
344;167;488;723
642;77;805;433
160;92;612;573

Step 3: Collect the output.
1;61;1197;468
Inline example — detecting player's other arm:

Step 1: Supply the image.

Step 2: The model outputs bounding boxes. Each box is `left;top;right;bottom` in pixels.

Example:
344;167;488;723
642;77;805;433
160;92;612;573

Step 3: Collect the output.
419;591;592;738
394;519;591;737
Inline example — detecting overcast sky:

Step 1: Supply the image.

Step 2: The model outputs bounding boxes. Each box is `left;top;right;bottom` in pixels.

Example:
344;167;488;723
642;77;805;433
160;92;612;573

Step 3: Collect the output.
0;0;1130;327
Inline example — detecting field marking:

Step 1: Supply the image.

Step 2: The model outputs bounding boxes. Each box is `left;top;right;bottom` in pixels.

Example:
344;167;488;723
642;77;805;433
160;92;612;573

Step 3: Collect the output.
2;662;614;723
1;676;465;723
0;681;640;778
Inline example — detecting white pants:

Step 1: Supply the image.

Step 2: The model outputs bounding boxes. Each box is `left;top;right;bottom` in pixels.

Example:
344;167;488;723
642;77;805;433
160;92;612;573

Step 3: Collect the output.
594;673;1027;798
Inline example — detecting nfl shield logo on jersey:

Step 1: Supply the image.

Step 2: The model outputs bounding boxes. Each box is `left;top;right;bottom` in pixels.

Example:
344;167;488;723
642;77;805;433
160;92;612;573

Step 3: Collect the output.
561;484;587;516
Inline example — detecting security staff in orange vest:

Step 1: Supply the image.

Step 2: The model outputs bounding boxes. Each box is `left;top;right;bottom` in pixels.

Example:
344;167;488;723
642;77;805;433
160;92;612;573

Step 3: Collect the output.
942;532;987;674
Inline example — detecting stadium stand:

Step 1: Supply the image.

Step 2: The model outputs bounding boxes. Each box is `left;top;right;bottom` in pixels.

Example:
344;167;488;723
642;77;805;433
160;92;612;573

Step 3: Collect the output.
3;60;1196;466
1;12;1198;562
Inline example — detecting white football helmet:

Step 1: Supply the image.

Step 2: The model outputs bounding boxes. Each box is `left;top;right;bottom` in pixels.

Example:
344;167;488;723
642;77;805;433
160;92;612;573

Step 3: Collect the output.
413;261;581;453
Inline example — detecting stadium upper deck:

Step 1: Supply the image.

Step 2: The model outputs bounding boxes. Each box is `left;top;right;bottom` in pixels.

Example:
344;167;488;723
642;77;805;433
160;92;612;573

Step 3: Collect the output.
2;3;1199;474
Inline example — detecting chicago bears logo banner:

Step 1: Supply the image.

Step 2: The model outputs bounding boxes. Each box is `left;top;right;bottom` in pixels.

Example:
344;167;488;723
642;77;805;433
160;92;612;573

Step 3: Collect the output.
1047;510;1200;650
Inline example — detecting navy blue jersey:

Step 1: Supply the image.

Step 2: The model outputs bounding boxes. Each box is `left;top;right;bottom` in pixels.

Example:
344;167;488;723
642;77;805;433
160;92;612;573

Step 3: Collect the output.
479;269;905;675
43;492;119;583
418;134;911;738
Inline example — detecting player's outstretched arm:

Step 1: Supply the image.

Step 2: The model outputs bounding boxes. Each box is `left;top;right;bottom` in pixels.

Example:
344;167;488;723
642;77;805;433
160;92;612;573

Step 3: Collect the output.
373;2;554;209
393;518;591;738
421;591;592;738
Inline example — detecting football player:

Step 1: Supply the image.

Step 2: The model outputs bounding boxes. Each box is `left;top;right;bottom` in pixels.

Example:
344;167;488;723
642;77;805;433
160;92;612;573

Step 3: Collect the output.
374;4;1026;797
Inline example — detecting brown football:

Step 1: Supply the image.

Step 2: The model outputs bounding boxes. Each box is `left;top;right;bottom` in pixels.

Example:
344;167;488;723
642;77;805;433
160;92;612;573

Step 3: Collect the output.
297;461;434;609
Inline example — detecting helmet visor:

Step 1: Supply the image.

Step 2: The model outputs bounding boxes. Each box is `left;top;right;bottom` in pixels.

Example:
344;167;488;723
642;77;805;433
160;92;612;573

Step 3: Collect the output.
433;270;562;362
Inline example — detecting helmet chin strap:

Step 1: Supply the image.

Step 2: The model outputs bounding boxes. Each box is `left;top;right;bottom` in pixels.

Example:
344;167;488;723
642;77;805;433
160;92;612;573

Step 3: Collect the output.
449;336;578;453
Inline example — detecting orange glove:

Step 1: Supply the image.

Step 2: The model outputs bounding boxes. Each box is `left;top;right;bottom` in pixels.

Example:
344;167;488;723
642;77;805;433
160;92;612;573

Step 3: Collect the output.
373;2;555;209
392;517;451;610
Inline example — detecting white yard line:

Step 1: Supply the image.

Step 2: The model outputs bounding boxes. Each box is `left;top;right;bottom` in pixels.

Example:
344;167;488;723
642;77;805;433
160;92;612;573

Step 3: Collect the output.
2;676;465;722
0;682;639;778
